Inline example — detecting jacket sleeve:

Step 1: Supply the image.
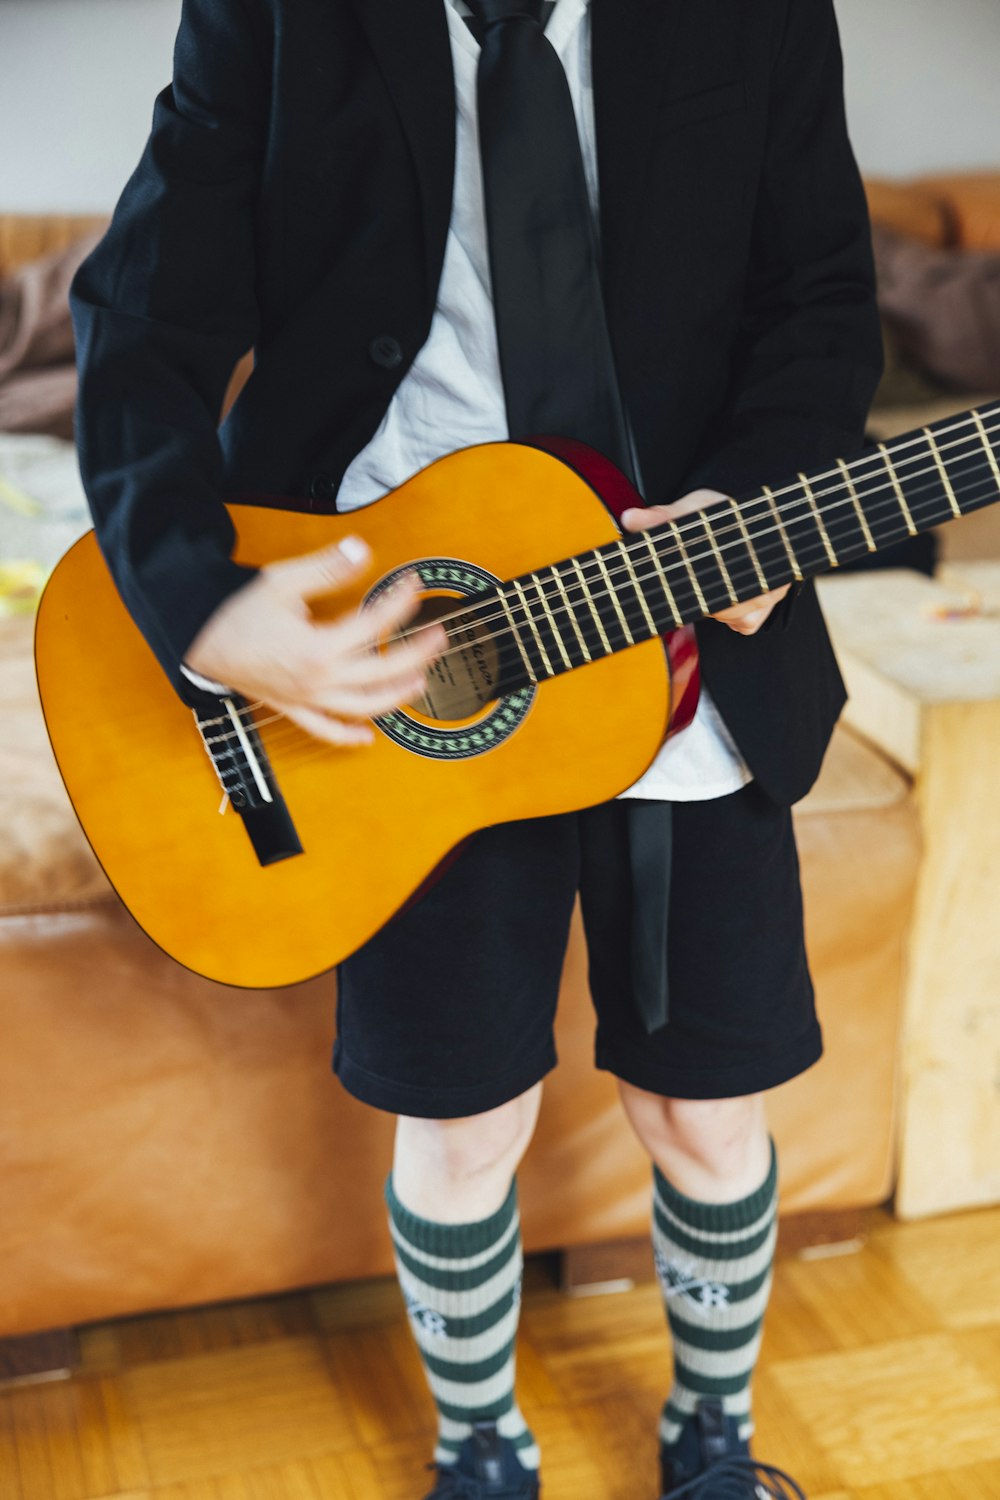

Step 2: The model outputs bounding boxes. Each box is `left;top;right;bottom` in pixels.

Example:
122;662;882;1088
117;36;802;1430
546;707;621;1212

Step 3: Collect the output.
681;0;884;587
68;0;270;704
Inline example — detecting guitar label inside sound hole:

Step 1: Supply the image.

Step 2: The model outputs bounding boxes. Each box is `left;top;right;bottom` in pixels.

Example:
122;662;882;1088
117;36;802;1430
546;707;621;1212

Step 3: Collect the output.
366;557;535;761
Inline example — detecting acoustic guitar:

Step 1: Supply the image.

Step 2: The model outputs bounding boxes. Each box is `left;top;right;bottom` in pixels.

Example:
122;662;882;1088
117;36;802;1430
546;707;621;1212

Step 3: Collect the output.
35;405;1000;986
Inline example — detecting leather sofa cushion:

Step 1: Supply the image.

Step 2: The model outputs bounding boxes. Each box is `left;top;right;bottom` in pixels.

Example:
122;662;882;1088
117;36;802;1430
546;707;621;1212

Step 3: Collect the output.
864;178;951;249
2;609;911;911
0;615;110;912
920;173;1000;253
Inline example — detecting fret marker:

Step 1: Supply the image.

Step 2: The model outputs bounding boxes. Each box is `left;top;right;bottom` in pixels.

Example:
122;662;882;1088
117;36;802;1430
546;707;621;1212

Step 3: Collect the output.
799;473;839;569
879;443;917;536
497;586;538;685
924;427;962;518
700;512;738;604
837;459;876;552
763;485;803;582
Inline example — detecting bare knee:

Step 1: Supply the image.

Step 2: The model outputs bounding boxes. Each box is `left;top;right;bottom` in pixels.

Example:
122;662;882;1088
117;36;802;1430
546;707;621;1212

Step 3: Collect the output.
393;1083;542;1222
618;1082;770;1202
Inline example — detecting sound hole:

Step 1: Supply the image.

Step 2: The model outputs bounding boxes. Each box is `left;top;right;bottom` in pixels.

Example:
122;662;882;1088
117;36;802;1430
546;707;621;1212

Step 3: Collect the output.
402;594;504;723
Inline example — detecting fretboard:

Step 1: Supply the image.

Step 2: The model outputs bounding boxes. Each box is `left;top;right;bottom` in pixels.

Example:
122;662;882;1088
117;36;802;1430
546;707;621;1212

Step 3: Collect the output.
485;400;1000;689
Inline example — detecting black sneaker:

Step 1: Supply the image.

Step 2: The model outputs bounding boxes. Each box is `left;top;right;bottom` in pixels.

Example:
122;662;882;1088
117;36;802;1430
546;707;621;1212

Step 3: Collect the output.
422;1421;540;1499
659;1399;806;1499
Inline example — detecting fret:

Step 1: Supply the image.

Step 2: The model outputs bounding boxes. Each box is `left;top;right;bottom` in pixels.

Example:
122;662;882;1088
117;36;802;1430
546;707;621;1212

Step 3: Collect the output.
488;405;1000;686
762;484;803;582
668;521;710;615
529;571;573;671
924;427;961;518
798;472;839;569
614;540;658;637
878;443;918;536
699;512;738;605
592;549;636;645
548;564;592;663
496;586;538;685
638;533;683;626
972;409;1000;493
509;578;554;677
728;500;769;595
837;458;876;552
570;557;613;656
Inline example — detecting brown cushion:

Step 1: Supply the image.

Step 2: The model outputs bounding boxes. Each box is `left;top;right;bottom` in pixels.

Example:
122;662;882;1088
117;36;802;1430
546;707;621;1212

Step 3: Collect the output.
0;616;110;912
0;230;105;440
920;173;1000;253
864;178;951;248
873;225;1000;392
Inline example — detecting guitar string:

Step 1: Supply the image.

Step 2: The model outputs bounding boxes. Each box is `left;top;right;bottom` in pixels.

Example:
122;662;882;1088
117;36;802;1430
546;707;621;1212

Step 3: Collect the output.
219;461;1000;771
203;428;1000;756
206;414;1000;754
212;443;1000;767
228;412;1000;727
389;416;1000;646
270;459;1000;781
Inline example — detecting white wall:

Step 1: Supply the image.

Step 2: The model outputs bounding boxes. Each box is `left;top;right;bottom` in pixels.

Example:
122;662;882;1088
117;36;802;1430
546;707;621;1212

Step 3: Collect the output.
0;0;998;211
0;0;183;212
836;0;1000;177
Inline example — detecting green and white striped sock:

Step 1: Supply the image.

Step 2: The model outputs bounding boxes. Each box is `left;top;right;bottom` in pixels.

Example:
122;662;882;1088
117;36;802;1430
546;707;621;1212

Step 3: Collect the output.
652;1139;778;1447
385;1173;540;1471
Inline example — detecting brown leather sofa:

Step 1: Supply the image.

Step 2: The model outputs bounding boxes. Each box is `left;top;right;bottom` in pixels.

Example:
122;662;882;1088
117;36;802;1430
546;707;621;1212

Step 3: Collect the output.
0;614;919;1341
0;216;920;1344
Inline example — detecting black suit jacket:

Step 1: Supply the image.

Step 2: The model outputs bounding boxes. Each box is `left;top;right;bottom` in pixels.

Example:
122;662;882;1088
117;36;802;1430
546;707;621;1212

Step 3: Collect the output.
68;0;884;806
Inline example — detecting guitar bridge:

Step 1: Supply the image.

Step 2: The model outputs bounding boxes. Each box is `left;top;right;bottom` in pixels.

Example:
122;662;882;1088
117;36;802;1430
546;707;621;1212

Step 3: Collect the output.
194;696;303;867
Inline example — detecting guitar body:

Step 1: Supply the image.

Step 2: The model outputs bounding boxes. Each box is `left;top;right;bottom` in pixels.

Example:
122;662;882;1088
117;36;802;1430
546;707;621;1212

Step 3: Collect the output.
36;442;695;987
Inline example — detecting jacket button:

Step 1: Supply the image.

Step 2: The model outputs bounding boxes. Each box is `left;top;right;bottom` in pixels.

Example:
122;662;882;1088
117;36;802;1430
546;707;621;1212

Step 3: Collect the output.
308;472;338;504
369;334;404;370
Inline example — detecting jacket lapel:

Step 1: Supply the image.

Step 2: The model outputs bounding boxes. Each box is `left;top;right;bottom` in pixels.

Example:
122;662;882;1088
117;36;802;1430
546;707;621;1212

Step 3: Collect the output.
348;0;456;303
592;0;682;300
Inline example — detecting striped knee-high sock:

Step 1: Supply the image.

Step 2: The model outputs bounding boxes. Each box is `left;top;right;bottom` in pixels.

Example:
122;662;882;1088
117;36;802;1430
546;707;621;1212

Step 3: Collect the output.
652;1139;778;1447
385;1174;540;1471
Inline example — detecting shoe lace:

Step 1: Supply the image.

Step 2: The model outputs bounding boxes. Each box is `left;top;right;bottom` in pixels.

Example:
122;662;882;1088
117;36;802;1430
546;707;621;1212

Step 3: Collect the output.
662;1456;806;1500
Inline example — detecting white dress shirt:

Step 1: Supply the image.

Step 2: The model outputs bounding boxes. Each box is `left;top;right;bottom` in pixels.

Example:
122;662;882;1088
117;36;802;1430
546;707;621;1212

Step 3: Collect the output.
336;0;752;801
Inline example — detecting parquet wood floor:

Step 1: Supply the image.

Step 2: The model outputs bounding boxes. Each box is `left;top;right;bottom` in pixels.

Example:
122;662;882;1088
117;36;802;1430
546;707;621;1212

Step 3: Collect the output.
3;1206;1000;1500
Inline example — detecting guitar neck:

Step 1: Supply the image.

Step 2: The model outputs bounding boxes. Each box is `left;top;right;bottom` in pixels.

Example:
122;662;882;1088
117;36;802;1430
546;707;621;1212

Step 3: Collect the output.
494;401;1000;686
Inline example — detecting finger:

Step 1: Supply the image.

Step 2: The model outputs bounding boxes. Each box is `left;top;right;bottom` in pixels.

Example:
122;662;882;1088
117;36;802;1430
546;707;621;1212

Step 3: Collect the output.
621;489;730;530
621;504;678;531
276;700;375;746
723;613;767;635
342;600;447;661
711;601;773;634
712;584;790;627
317;673;431;721
330;572;427;650
336;621;447;679
266;535;372;604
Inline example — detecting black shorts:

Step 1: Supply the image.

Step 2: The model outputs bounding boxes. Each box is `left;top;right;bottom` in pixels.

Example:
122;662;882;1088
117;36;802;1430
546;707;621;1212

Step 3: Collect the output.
333;782;822;1118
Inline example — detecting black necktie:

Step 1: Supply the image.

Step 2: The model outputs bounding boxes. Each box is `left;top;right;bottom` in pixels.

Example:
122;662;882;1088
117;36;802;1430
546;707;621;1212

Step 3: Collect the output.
466;0;635;480
465;0;673;1035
